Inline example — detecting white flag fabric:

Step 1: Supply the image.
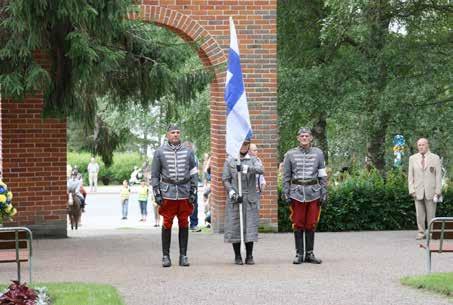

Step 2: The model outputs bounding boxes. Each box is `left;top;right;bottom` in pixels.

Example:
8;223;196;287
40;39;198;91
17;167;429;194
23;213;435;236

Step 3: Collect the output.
224;16;253;158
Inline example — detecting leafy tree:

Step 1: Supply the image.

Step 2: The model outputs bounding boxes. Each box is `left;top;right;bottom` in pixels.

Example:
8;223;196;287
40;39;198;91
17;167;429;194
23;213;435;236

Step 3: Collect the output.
278;0;453;173
0;1;212;165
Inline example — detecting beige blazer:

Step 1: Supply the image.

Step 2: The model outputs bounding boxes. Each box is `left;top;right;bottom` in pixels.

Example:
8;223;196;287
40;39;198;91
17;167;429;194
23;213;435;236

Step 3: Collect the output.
408;151;442;200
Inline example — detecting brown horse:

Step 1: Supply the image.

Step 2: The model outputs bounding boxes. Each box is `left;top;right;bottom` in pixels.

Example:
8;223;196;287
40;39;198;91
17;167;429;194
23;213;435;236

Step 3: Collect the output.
68;191;82;230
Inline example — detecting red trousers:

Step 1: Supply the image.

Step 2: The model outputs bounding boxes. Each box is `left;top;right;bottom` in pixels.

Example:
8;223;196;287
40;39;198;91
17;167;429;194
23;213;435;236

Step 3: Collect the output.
159;199;193;229
290;199;321;231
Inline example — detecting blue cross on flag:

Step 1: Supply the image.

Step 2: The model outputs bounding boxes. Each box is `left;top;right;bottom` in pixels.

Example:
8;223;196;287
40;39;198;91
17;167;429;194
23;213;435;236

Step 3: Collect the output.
224;16;253;158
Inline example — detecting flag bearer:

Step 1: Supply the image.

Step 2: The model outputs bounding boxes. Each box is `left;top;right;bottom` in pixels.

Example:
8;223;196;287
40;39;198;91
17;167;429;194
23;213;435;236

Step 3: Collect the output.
222;137;264;265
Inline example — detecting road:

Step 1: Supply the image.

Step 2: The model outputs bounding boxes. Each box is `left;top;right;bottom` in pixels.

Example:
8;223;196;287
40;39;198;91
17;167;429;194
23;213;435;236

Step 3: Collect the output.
75;185;207;231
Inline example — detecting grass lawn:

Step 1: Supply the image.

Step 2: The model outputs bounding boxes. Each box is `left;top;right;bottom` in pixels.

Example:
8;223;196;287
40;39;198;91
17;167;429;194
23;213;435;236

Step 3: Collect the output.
401;272;453;298
0;282;125;305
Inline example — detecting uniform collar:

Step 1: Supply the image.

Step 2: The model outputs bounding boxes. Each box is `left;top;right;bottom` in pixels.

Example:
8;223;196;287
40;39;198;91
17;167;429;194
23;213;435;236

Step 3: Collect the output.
298;146;311;153
166;143;182;151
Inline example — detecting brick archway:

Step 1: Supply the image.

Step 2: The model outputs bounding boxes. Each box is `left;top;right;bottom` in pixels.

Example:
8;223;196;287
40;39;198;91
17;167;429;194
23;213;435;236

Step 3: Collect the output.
0;1;278;237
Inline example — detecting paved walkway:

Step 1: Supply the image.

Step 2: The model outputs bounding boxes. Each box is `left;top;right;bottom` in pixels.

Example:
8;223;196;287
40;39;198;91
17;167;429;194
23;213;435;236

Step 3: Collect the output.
1;229;452;305
80;185;207;229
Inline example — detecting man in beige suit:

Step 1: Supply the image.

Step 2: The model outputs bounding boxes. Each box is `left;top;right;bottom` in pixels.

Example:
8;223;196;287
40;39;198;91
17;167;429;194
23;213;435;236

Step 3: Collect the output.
408;138;442;240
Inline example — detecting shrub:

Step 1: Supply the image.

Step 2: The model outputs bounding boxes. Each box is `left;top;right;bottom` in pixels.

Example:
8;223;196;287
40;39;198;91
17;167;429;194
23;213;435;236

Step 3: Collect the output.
278;169;453;232
67;152;144;185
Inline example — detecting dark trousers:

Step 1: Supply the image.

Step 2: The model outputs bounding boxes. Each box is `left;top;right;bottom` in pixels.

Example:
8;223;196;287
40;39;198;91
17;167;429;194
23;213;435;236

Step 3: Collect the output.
189;195;198;228
139;200;148;216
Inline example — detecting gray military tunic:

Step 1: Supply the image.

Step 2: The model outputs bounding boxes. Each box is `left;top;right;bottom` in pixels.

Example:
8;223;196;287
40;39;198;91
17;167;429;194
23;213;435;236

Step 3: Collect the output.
282;146;327;203
222;155;264;243
151;142;198;200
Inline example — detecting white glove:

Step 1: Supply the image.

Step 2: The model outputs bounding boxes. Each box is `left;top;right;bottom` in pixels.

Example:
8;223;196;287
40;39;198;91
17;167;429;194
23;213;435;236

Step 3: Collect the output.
229;190;237;200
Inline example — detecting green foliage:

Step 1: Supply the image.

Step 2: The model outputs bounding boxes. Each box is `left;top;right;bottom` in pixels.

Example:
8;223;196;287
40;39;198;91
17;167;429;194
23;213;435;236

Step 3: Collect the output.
278;169;453;232
175;89;211;158
1;2;212;164
67;152;92;184
278;0;453;172
67;152;143;185
0;0;133;114
401;273;453;297
68;86;211;160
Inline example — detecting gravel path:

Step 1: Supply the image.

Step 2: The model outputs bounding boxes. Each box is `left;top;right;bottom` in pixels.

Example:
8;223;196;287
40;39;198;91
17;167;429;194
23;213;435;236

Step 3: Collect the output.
1;229;452;305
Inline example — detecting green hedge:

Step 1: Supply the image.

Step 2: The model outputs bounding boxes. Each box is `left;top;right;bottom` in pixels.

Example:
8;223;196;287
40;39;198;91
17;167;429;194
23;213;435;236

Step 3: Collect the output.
67;152;144;185
278;169;453;232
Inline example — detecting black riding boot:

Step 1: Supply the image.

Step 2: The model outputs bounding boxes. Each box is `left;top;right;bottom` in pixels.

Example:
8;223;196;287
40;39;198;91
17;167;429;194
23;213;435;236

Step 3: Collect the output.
233;242;243;265
305;231;322;264
245;242;255;265
293;230;304;264
179;228;190;266
162;228;172;267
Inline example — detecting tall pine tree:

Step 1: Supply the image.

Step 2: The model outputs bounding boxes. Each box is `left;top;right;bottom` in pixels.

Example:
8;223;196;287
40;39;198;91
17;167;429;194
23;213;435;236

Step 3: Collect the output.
0;1;212;165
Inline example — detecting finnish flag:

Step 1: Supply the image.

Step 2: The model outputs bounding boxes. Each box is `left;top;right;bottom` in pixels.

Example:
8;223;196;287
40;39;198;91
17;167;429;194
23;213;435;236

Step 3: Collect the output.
224;16;253;158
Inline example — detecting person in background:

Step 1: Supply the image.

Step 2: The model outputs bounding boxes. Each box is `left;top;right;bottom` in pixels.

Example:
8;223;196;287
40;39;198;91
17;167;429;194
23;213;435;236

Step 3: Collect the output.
129;166;141;185
203;153;211;187
249;143;266;201
184;141;202;233
67;164;73;179
148;184;159;227
137;180;149;222
67;169;86;211
87;157;100;192
79;179;87;212
203;186;211;228
203;154;212;228
142;159;151;184
120;180;130;220
408;138;442;240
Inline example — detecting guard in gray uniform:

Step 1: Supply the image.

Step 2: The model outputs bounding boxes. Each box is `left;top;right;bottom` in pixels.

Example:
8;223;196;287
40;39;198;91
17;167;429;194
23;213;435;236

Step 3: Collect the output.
222;137;264;265
151;124;198;267
283;127;328;264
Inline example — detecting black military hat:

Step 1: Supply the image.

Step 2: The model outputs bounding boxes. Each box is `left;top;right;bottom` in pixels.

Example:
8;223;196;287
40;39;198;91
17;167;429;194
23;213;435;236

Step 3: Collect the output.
167;124;180;132
298;127;312;135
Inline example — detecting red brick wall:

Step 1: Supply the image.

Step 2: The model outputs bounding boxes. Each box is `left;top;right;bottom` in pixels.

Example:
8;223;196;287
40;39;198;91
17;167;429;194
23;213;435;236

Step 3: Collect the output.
0;0;278;236
0;98;67;236
134;1;278;231
0;50;68;237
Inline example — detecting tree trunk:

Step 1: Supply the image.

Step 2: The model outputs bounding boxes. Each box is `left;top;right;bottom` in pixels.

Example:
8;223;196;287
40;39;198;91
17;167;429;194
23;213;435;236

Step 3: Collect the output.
312;111;329;164
364;0;392;173
366;117;388;173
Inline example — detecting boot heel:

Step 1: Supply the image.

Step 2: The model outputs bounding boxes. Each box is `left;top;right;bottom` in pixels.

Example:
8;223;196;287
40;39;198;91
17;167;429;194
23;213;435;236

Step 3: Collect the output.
179;255;190;267
162;255;172;267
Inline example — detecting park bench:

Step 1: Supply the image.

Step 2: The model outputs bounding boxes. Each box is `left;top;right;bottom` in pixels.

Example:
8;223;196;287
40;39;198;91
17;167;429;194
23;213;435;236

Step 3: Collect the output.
419;217;453;274
0;227;33;283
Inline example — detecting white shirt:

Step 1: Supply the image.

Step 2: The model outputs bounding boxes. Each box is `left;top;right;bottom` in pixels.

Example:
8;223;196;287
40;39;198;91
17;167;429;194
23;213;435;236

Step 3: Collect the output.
87;162;99;173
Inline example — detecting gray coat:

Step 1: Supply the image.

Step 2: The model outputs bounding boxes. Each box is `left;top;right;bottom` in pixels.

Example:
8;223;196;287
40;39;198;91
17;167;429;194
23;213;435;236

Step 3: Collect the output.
151;143;198;200
222;155;264;243
282;146;328;203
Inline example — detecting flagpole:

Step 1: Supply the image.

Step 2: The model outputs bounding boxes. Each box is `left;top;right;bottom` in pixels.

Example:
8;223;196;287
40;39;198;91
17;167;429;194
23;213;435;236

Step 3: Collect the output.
225;16;250;256
237;157;245;253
